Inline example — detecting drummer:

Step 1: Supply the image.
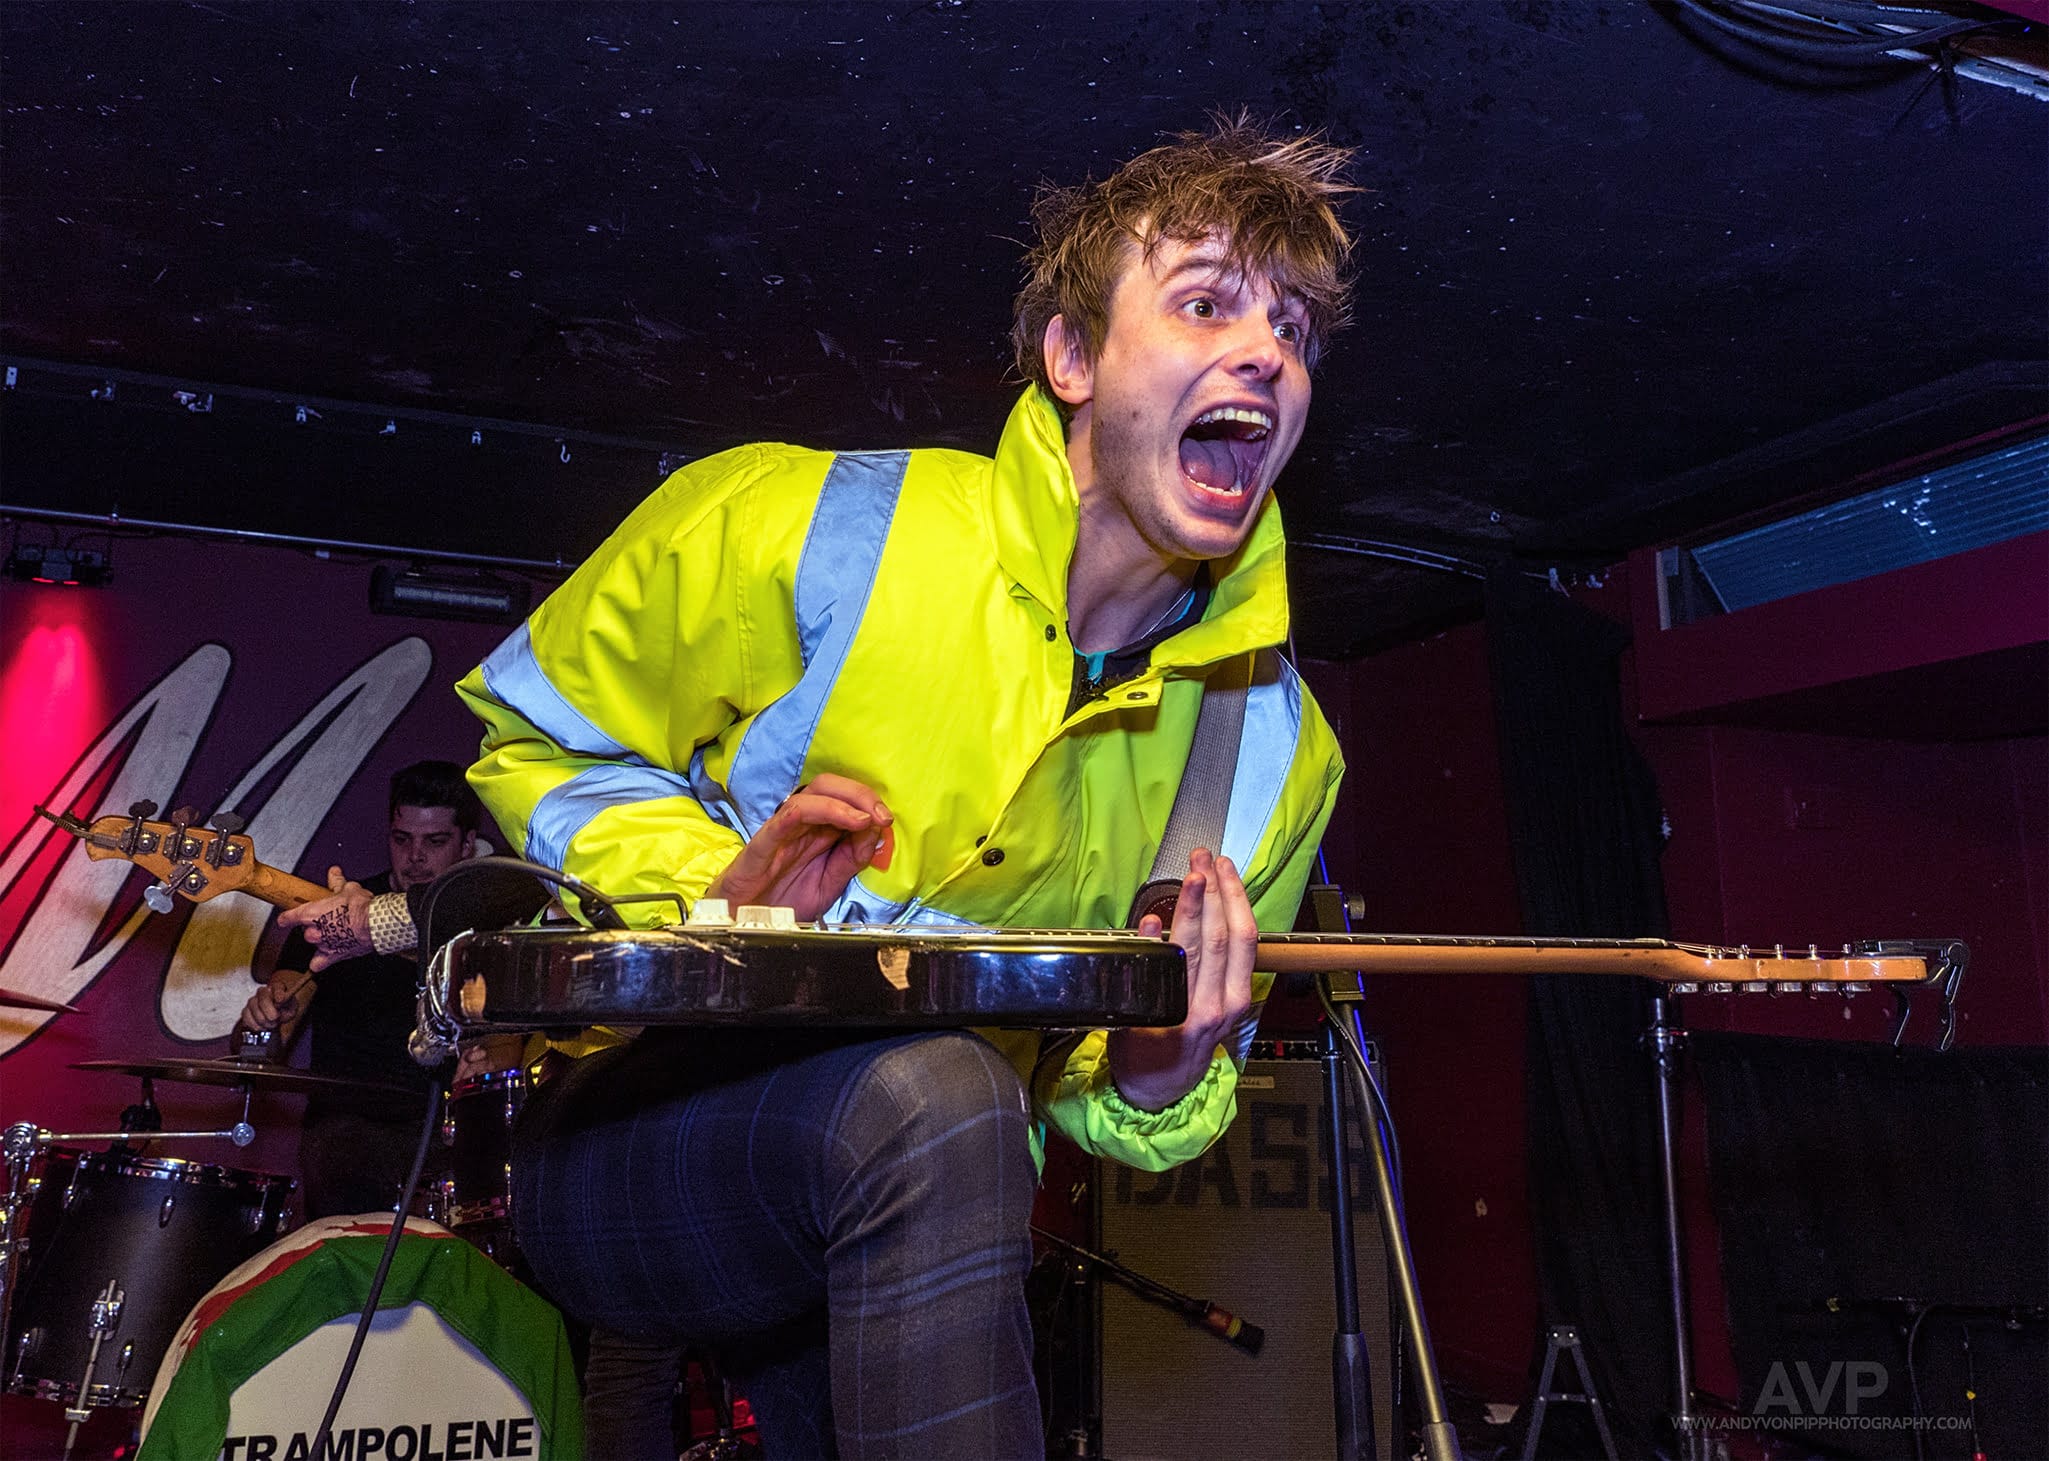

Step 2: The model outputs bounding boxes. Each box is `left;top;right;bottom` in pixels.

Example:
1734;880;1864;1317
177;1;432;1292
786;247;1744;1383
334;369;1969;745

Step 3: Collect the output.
239;760;498;1218
288;117;1353;1457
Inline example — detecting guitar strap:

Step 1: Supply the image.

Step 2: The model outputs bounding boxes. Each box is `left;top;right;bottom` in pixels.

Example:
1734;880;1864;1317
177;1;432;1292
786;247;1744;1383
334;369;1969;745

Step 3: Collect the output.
1125;650;1257;928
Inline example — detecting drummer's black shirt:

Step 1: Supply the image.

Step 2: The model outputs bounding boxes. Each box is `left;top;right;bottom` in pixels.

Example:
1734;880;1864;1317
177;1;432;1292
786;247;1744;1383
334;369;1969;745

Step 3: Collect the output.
275;871;435;1123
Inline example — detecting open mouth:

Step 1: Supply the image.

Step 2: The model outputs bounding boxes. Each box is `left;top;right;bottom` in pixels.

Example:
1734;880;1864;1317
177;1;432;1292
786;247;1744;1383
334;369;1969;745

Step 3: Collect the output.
1179;405;1273;500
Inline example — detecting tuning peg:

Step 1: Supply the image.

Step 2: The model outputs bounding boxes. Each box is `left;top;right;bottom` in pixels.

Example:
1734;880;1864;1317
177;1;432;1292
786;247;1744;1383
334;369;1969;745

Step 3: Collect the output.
128;800;159;820
205;811;247;867
143;882;176;914
170;806;199;826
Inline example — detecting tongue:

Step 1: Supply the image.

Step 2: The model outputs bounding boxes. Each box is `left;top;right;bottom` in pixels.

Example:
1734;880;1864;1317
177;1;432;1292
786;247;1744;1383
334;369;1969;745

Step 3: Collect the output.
1179;435;1238;492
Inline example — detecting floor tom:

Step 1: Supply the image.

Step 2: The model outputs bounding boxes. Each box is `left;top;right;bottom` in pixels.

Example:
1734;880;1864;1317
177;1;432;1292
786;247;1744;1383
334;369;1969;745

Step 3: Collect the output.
438;1067;529;1233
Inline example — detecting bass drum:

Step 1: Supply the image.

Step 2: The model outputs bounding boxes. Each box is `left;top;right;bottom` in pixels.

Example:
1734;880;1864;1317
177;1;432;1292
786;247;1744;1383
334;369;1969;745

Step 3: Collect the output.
5;1146;294;1408
138;1213;583;1460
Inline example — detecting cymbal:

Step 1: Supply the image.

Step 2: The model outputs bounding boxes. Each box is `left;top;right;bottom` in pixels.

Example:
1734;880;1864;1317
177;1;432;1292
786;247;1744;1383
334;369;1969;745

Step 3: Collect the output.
71;1057;420;1099
0;987;80;1014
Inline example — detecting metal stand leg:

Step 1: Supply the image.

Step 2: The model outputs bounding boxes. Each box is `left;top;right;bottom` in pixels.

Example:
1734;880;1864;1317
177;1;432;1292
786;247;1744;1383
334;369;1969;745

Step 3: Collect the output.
1518;1325;1619;1461
1650;994;1705;1461
0;1121;38;1367
63;1280;124;1460
1321;1020;1377;1461
1321;981;1465;1461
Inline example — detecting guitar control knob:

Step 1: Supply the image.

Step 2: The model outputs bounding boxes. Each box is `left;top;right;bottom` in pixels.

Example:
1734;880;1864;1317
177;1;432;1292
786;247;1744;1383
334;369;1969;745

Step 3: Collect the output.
686;898;734;928
733;904;799;930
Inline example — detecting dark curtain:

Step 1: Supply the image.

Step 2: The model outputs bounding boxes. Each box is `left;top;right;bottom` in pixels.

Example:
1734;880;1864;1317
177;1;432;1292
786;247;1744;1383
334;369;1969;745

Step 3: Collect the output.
1484;566;1675;1454
1694;1033;2049;1461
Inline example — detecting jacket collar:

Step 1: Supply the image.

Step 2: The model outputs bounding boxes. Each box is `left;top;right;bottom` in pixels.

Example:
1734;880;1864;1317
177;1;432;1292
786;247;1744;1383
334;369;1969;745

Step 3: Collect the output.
987;386;1294;670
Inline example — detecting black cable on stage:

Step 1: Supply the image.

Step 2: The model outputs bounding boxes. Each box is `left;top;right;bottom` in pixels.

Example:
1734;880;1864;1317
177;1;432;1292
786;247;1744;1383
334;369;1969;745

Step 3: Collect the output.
413;853;638;949
1905;1303;1933;1461
309;1083;443;1461
1310;842;1406;1202
306;854;643;1459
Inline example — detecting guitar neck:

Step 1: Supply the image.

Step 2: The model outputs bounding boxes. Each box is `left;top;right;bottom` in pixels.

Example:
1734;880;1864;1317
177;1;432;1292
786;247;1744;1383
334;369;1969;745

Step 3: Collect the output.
1251;932;1927;984
245;862;334;909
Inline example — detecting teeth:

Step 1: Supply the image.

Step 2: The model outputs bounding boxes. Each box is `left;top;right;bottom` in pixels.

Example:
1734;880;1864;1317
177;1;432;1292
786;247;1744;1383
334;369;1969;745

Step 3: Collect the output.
1193;406;1274;430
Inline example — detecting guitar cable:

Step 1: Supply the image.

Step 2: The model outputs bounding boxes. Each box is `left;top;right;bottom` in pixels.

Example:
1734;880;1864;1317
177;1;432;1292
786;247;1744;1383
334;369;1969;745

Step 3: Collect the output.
309;1083;442;1461
311;855;636;1458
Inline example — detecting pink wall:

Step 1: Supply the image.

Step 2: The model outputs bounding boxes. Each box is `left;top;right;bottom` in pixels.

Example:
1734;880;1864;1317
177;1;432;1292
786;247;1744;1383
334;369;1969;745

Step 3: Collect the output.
1301;637;1538;1399
1299;560;2048;1410
0;532;545;1191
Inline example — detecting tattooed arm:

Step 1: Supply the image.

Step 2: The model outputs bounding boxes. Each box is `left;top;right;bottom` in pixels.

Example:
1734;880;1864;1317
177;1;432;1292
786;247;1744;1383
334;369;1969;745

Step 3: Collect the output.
275;866;381;973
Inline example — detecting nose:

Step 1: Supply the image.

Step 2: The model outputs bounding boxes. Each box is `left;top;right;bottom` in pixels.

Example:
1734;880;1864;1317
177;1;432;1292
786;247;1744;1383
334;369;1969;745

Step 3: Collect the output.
1224;316;1285;382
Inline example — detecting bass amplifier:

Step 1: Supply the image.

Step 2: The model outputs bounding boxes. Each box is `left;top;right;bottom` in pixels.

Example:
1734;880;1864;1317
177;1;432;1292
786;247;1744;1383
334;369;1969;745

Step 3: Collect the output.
1095;1046;1398;1460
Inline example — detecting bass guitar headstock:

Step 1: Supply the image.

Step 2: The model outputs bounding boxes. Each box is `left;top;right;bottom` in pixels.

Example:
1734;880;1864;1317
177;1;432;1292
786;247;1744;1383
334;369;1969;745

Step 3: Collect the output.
36;800;261;910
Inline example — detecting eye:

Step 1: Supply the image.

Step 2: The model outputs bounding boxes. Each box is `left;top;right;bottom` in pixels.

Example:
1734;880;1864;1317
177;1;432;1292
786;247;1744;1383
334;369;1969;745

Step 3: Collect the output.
1186;297;1217;319
1274;319;1304;345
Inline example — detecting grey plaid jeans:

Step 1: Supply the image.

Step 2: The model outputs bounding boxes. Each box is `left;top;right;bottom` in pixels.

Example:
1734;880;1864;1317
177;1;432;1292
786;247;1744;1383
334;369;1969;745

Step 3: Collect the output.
511;1030;1044;1460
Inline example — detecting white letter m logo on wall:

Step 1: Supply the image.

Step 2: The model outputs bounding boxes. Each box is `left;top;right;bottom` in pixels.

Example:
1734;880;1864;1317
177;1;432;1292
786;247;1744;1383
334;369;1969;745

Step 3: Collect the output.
0;638;431;1055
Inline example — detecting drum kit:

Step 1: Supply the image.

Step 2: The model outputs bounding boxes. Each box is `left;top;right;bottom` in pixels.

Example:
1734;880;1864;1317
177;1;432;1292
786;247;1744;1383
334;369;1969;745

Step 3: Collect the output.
0;995;541;1459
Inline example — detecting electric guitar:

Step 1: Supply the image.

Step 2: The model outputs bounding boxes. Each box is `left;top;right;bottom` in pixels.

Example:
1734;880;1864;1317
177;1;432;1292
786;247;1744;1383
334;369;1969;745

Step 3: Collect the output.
39;805;1963;1038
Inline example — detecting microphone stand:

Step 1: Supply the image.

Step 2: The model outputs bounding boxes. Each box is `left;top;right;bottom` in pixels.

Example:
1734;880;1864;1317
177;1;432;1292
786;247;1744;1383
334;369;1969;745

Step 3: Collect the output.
1031;1225;1267;1358
1311;883;1463;1461
1321;980;1463;1461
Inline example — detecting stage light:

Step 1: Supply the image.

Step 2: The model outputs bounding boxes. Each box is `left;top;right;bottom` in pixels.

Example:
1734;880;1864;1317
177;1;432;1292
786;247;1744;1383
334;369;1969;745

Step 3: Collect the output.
2;545;109;587
369;563;530;624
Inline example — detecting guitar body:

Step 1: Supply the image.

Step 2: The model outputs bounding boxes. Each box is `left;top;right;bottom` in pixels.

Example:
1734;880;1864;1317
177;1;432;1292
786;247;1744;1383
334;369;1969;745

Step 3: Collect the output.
439;925;1192;1031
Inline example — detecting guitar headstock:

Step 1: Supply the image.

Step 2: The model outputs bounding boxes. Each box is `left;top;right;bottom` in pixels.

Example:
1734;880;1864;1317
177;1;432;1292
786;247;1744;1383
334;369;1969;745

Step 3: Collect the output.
40;803;261;908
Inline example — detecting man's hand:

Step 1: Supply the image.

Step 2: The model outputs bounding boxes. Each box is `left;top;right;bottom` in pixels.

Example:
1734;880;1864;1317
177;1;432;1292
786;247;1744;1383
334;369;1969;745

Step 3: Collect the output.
704;773;895;922
1108;848;1256;1112
240;969;317;1032
275;866;375;972
453;1033;527;1084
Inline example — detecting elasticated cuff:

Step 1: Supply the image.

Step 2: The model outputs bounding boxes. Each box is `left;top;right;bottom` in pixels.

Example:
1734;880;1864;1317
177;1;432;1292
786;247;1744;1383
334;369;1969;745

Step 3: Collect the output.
367;890;417;955
1098;1052;1230;1136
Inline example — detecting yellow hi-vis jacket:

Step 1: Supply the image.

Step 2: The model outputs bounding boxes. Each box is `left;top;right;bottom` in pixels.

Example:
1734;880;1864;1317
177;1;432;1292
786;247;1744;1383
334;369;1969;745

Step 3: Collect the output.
456;386;1343;1171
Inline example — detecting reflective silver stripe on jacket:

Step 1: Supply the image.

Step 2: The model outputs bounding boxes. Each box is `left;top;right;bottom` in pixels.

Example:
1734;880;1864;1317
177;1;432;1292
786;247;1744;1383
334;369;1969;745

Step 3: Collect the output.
498;451;909;870
722;450;909;831
479;622;631;759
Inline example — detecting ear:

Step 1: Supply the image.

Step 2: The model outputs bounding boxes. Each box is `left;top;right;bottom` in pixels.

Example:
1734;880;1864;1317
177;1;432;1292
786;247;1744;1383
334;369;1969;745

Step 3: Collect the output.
460;829;478;860
1042;314;1095;409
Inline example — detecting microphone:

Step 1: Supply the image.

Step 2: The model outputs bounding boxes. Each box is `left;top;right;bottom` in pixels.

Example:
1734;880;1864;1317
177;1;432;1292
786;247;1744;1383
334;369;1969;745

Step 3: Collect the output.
1196;1300;1266;1355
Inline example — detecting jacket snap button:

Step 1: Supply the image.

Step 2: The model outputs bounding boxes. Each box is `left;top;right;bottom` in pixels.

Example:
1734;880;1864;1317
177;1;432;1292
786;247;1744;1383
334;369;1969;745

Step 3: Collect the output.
981;847;1005;866
1126;690;1146;700
1043;625;1056;641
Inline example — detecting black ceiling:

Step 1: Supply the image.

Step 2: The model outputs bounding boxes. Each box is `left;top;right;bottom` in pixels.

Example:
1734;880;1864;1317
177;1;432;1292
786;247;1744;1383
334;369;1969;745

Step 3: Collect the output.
3;1;2044;656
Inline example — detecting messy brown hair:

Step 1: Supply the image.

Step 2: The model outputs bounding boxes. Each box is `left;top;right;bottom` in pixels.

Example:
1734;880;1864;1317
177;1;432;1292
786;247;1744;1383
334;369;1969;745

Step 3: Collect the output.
1011;113;1358;389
